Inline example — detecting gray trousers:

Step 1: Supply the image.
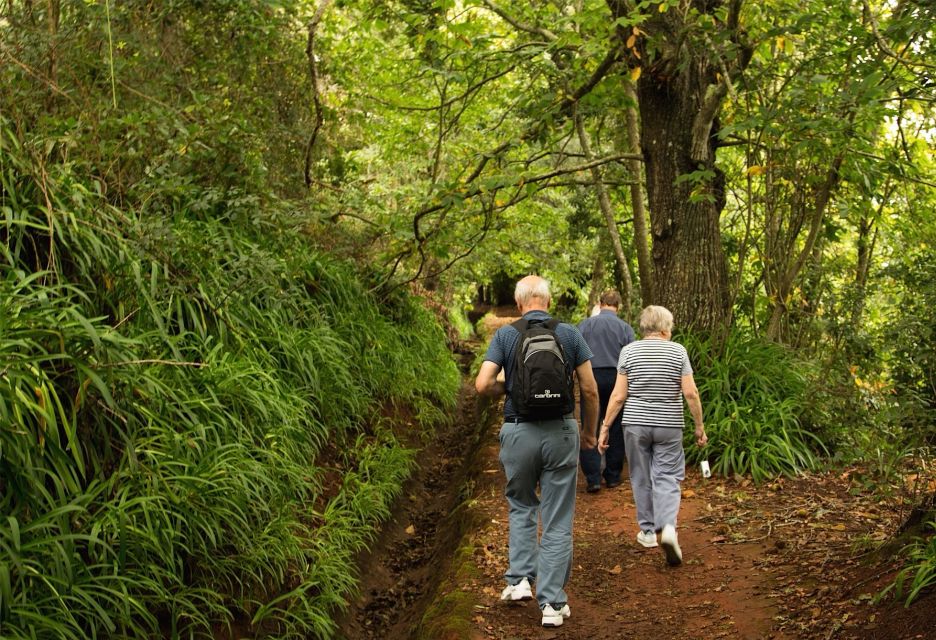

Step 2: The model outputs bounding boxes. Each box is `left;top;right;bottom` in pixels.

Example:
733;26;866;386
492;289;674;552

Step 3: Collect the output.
499;416;579;608
624;425;685;532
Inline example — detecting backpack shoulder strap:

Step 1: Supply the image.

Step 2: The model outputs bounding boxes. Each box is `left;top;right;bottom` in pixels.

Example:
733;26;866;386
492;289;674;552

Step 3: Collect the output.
511;318;531;332
512;317;559;332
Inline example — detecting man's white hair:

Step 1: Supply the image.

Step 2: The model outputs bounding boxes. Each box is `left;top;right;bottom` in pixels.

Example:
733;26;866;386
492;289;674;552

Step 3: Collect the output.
514;276;551;306
639;305;674;335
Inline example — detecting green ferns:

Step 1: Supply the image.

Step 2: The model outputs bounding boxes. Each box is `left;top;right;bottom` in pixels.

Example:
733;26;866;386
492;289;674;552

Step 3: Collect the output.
683;332;826;484
0;122;459;638
882;519;936;606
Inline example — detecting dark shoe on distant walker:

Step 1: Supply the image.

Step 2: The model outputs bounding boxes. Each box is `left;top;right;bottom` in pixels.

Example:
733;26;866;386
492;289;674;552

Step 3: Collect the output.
605;479;621;489
586;484;601;493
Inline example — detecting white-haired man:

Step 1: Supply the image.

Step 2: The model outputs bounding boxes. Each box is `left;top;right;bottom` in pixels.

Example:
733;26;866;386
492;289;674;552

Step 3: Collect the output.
475;275;599;628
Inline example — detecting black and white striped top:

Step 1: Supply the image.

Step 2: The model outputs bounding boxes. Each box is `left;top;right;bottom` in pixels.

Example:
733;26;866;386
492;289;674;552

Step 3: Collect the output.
617;339;693;429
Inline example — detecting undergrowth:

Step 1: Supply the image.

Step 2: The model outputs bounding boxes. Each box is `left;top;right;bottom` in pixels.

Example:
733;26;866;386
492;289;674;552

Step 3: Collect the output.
0;116;459;638
682;331;825;484
878;517;936;607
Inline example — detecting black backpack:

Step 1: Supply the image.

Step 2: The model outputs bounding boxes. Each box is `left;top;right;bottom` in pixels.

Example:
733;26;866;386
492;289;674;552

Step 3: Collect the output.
510;318;575;419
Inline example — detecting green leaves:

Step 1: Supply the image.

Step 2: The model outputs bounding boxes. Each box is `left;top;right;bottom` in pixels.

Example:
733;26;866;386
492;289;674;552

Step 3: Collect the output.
878;518;936;606
683;331;825;484
0;103;459;637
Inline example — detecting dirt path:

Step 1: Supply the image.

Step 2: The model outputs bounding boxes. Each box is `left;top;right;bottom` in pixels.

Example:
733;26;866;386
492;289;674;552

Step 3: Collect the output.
339;361;936;640
444;395;936;640
457;426;788;639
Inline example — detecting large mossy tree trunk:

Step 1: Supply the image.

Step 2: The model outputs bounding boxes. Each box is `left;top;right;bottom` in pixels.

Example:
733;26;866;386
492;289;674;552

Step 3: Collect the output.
608;0;750;332
638;77;730;331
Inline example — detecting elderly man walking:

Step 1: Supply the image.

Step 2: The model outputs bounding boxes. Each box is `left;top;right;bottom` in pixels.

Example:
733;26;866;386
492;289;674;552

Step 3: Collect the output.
576;290;635;493
475;275;599;628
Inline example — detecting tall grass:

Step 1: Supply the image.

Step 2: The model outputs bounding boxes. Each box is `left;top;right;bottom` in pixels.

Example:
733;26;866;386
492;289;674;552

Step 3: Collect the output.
682;331;826;483
0;117;459;638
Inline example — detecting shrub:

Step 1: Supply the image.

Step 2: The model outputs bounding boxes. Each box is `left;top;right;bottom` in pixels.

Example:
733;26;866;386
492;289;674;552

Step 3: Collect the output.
683;331;825;483
0;116;459;638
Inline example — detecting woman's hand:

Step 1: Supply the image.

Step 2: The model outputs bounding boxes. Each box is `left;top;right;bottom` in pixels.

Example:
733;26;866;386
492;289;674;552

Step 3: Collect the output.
597;424;610;454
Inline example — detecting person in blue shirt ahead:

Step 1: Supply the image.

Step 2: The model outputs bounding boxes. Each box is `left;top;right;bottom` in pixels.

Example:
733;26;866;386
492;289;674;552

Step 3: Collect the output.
475;275;599;629
576;290;635;492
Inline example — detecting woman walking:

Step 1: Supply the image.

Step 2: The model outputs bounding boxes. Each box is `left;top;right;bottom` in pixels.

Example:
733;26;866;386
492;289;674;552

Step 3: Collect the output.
598;305;707;566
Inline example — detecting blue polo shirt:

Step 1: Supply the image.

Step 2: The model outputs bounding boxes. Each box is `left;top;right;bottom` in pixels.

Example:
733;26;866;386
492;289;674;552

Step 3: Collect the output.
577;309;635;369
482;310;593;420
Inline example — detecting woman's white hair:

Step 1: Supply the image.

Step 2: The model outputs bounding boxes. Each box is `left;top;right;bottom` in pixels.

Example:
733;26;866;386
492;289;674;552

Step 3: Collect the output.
514;276;551;306
639;305;674;335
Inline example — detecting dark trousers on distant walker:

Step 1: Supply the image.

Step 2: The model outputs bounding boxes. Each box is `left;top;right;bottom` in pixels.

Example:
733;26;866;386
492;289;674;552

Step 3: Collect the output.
580;367;625;487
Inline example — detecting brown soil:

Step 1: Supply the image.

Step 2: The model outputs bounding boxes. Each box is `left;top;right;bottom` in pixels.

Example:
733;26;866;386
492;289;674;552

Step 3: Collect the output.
335;350;491;640
338;342;936;640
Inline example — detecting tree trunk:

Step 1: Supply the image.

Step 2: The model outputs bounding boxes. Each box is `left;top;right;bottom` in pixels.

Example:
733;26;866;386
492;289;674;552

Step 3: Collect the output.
623;81;654;308
765;156;843;342
606;0;747;331
46;0;60;77
850;185;889;332
637;75;730;331
574;112;632;311
588;239;608;308
850;218;878;330
46;0;59;97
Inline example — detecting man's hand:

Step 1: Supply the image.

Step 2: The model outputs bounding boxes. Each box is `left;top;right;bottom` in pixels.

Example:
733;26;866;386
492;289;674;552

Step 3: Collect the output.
695;425;708;448
574;360;599;452
581;429;597;450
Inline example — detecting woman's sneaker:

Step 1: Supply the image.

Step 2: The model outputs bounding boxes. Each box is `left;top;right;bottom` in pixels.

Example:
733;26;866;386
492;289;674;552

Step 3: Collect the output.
660;524;682;566
500;577;532;601
541;603;571;627
636;529;658;548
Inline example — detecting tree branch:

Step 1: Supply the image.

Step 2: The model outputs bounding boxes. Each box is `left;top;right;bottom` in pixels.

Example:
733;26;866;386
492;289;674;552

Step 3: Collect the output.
304;0;334;189
420;152;641;228
365;60;527;112
481;0;557;41
690;81;730;163
861;0;936;71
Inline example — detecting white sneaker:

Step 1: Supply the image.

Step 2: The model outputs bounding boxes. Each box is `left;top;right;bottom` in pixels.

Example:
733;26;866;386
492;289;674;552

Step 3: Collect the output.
541;603;571;627
636;529;658;548
660;524;682;566
500;577;533;601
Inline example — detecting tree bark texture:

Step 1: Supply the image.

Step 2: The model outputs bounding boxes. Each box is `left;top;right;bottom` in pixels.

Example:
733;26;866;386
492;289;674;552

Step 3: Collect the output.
607;0;748;331
637;69;730;331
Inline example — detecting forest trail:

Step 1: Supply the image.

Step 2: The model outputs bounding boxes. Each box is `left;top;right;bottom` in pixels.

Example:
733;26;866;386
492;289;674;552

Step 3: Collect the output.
464;438;787;639
339;345;935;640
447;391;934;640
